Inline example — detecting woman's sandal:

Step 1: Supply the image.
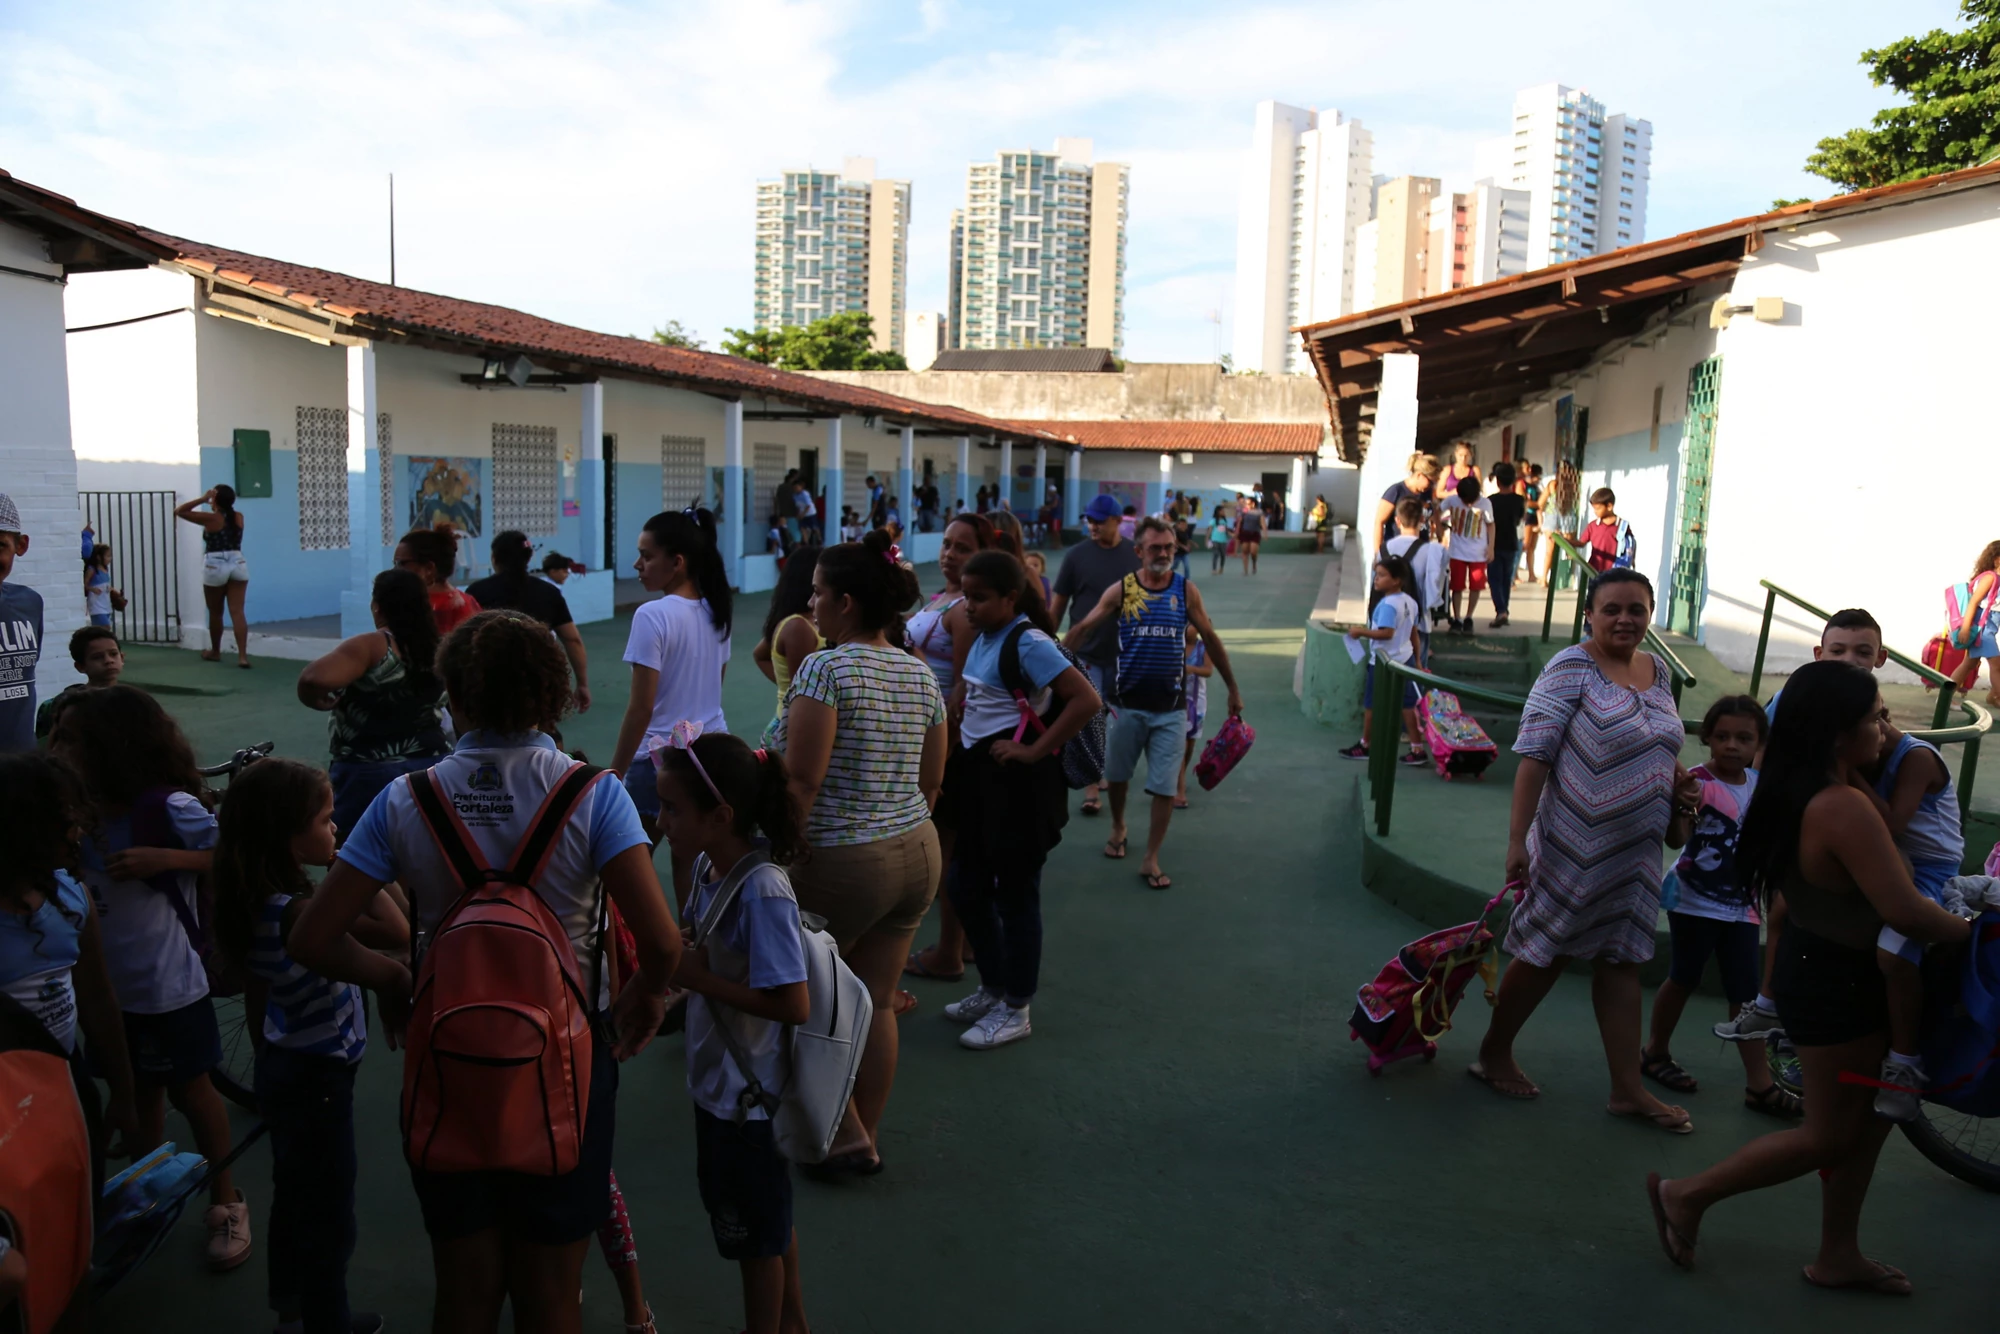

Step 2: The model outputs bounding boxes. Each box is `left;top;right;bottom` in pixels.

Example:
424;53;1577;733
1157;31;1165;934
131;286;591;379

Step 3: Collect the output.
1609;1102;1694;1134
626;1304;660;1334
801;1149;883;1180
1645;1173;1696;1270
1466;1062;1539;1099
903;948;964;982
1103;837;1127;859
1800;1261;1911;1296
1080;798;1102;816
1745;1083;1804;1119
892;989;918;1017
1141;870;1172;890
1641;1049;1699;1093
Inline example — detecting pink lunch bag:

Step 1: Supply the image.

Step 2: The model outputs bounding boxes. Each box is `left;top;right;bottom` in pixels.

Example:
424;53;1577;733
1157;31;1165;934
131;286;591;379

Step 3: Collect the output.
1194;715;1255;791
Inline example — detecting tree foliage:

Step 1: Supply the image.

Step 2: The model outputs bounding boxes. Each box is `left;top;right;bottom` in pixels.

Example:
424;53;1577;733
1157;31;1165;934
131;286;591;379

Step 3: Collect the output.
1805;1;2000;191
719;312;908;370
650;319;703;350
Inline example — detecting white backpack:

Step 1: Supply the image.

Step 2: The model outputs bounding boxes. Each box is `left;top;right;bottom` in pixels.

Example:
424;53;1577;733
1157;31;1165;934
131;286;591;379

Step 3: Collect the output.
691;851;873;1164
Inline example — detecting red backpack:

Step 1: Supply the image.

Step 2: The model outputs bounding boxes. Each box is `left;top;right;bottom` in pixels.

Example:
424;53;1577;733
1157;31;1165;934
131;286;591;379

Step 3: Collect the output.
0;996;92;1333
403;763;607;1176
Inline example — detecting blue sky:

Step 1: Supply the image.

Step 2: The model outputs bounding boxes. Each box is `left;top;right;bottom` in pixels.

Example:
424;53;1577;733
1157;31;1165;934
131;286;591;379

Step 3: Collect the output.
0;0;1960;362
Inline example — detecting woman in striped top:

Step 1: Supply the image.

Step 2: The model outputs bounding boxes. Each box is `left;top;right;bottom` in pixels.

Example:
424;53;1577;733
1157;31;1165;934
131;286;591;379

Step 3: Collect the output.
215;759;408;1334
774;531;946;1175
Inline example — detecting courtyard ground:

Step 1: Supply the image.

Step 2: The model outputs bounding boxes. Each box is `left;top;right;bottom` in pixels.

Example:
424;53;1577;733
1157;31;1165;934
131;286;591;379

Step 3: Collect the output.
94;554;1994;1333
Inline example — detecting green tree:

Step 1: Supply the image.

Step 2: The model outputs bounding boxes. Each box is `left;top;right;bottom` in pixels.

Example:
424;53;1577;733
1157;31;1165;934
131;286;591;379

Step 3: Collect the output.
720;312;909;370
1805;1;2000;191
650;319;703;349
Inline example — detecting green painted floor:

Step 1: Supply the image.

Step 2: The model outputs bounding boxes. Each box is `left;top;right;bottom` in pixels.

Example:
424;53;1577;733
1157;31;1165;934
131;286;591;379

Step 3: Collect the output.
95;556;1995;1333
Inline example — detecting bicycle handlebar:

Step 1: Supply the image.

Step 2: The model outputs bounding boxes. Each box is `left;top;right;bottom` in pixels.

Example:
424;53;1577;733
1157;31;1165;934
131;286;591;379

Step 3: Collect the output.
198;741;275;778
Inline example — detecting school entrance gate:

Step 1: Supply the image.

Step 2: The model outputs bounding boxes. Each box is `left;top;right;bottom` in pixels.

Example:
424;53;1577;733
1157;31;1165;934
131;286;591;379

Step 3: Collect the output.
80;491;182;644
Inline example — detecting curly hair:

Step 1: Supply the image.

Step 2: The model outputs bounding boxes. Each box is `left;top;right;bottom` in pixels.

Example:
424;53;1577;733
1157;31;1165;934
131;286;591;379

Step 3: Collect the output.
437;610;573;732
51;685;205;809
398;524;460;581
212;758;328;970
813;530;922;638
655;732;806;867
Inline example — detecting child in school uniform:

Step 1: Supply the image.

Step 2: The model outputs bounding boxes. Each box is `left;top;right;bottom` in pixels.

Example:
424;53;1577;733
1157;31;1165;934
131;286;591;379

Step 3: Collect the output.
1339;556;1426;765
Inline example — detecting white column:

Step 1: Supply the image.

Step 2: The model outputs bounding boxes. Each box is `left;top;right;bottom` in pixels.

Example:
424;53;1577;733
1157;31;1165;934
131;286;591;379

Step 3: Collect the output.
1063;448;1083;539
721;400;744;588
820;417;843;540
1147;452;1170;517
1289;454;1308;532
1365;352;1421;560
999;438;1015;512
578;381;605;566
339;341;382;637
1033;443;1048;515
897;425;915;531
955;435;972;513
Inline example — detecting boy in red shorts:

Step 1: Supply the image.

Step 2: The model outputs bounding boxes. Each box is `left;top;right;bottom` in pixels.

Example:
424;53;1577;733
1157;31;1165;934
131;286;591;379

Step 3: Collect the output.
1439;475;1494;634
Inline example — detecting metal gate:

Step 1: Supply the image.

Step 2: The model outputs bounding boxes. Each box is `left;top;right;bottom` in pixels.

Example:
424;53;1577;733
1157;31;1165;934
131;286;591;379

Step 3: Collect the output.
80;490;182;644
1669;357;1723;637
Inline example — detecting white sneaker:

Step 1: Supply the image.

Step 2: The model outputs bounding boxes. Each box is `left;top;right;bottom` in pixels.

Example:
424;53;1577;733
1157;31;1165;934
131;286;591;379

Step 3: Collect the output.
1713;1002;1784;1043
1873;1058;1925;1123
943;989;1003;1024
959;1003;1031;1050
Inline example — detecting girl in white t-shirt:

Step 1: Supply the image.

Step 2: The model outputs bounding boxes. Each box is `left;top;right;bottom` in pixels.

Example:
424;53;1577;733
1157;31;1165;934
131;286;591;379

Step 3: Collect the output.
1338;556;1427;765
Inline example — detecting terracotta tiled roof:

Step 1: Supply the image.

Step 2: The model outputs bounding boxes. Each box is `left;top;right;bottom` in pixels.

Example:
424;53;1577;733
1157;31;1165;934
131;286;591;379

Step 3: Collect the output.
930;348;1118;373
143;231;1064;446
0;168;174;271
1003;419;1324;454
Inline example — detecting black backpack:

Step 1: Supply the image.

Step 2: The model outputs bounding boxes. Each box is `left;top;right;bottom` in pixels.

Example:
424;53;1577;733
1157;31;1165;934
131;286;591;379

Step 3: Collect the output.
997;622;1106;790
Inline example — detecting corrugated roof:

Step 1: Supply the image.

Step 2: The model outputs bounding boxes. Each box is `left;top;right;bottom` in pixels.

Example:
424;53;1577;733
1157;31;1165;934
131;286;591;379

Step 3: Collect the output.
930;348;1118;373
0;168;174;272
136;231;1065;447
1005;420;1323;454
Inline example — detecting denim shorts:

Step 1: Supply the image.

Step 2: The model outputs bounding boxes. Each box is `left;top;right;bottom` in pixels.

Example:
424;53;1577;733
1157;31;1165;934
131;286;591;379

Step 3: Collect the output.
694;1108;792;1260
1105;707;1185;797
1877;859;1958;964
1362;660;1420;711
122;997;222;1089
623;754;662;820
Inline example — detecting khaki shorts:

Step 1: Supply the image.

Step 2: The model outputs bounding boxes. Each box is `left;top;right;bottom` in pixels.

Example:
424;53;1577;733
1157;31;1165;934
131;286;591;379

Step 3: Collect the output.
791;822;941;950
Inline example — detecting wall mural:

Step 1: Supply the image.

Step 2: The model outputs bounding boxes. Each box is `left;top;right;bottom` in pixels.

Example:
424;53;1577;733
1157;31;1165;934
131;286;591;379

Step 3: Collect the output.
409;457;484;538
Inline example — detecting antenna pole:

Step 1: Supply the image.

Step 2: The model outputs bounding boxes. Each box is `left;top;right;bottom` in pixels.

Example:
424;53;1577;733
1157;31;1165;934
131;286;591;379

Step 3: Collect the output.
389;173;397;286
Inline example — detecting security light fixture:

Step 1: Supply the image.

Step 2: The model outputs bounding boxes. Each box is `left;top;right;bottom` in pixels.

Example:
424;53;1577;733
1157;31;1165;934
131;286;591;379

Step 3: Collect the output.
1709;296;1785;329
481;353;534;386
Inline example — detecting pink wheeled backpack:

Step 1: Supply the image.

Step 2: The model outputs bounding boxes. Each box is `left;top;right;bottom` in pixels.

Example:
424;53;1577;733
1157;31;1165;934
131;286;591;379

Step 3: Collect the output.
1350;883;1522;1074
1420;689;1497;780
1194;714;1254;791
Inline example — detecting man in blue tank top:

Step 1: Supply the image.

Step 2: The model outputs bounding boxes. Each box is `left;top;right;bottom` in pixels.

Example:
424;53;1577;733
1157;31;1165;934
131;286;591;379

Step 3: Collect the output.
1065;517;1243;889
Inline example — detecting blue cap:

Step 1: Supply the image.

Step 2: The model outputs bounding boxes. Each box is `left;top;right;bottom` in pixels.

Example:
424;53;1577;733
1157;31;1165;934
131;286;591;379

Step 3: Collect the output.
1083;494;1122;523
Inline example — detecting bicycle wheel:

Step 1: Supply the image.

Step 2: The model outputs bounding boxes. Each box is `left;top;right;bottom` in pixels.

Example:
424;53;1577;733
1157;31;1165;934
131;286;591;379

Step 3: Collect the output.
209;993;259;1112
1900;1104;2000;1193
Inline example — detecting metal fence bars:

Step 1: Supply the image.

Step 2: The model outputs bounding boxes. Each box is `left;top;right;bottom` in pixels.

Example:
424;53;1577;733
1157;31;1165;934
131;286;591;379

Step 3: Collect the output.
1537;531;1697;706
80;491;182;644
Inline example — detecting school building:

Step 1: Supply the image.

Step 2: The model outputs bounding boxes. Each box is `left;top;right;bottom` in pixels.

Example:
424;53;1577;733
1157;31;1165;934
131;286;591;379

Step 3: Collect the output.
1301;160;2000;677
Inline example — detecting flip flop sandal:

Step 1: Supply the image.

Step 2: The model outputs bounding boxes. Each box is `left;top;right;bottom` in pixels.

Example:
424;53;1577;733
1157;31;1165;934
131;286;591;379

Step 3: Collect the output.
893;989;918;1017
1103;838;1128;859
1609;1103;1694;1134
1466;1061;1539;1099
1645;1173;1696;1271
1141;871;1172;890
1080;799;1102;816
1800;1262;1910;1296
1173;797;1190;809
903;949;965;982
1745;1083;1804;1119
1641;1051;1699;1093
801;1149;883;1180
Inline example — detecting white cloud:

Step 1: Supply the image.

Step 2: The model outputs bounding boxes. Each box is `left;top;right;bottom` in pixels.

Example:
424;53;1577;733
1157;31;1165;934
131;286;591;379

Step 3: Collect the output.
0;0;1960;363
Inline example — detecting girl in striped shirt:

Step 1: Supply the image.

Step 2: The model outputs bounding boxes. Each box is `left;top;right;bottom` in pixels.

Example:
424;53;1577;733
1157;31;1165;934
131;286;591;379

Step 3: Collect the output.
215;759;408;1334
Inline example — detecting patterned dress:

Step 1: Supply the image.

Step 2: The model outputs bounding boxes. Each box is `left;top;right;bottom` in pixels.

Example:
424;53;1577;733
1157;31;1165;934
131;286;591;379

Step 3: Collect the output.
1504;645;1683;966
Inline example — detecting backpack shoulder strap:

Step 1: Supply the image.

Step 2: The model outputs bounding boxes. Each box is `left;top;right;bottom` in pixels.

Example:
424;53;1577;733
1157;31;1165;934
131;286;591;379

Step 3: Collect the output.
691;850;774;949
408;768;491;894
997;620;1033;696
503;762;606;885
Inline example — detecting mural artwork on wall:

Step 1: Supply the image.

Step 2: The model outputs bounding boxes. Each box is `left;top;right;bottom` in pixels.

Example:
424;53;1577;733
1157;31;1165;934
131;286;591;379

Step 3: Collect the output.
409;457;484;538
1094;481;1146;516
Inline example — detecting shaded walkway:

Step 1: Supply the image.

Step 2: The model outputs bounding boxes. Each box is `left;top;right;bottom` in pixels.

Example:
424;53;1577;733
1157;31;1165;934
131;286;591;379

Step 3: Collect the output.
102;556;1991;1332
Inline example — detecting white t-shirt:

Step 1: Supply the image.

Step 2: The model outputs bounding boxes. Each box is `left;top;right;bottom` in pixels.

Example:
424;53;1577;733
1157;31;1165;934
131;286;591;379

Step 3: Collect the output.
1440;495;1495;562
794;492;816;519
622;594;732;745
81;791;218;1015
1369;592;1419;665
1385;534;1448;624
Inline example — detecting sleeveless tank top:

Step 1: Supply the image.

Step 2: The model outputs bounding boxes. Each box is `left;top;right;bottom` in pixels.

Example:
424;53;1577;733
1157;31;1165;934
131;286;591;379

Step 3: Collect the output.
328;634;450;763
1114;572;1189;711
1778;868;1884;953
248;892;366;1062
203;514;244;552
1875;734;1963;868
905;592;962;693
769;613;819;711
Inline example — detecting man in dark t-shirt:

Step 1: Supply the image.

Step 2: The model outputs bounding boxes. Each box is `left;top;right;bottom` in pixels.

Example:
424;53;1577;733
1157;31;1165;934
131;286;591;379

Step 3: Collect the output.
1484;461;1526;628
1051;493;1140;814
468;531;591;711
0;494;43;753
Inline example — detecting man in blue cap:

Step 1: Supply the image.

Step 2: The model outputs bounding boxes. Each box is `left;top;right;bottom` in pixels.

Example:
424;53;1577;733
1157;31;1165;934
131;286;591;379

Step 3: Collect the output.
1050;492;1139;815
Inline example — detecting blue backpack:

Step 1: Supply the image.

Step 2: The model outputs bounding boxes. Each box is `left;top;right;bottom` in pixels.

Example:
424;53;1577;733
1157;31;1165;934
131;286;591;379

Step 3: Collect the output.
1920;911;2000;1117
1611;518;1638;569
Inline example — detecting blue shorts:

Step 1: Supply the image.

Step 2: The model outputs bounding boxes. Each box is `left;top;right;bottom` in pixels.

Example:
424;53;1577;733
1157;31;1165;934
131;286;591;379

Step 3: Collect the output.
1105;707;1185;797
1362;660;1420;711
90;613;113;628
122;997;221;1089
624;754;662;820
1878;859;1959;964
694;1108;792;1260
1973;617;1999;660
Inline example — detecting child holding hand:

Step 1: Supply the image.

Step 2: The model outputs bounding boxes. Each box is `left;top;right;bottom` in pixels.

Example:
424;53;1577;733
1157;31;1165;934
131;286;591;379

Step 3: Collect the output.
654;728;812;1334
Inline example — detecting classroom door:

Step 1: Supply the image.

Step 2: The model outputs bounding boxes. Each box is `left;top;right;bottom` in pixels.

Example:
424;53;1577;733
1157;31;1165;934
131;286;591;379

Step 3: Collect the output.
1669;357;1723;637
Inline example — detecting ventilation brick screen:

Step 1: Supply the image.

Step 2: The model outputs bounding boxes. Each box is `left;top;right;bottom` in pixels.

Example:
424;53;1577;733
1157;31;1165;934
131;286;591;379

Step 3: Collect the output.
492;423;560;535
297;405;349;550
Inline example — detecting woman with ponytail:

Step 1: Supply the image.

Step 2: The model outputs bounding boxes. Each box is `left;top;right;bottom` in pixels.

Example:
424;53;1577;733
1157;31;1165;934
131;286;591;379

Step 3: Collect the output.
612;510;735;861
297;568;452;839
774;530;945;1173
176;483;251;666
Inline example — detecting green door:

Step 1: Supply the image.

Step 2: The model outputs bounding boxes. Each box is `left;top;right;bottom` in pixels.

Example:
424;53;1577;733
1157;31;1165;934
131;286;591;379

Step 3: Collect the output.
1669;357;1722;636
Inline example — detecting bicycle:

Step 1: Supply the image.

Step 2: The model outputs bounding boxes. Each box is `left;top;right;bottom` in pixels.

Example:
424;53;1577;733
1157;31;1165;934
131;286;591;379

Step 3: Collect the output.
196;740;274;1112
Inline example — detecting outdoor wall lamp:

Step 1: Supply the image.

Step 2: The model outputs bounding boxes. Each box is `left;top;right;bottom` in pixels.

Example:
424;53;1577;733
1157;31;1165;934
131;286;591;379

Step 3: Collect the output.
480;353;535;386
1709;295;1786;329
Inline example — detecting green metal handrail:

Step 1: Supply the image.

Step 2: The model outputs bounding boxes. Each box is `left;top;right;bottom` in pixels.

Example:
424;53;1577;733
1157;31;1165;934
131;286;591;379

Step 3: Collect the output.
1748;580;1958;730
1538;532;1698;705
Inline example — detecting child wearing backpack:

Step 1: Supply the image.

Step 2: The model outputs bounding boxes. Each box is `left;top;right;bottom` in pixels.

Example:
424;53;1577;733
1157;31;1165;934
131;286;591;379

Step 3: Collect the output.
290;610;682;1334
213;758;407;1334
652;729;812;1334
1338;556;1426;766
1640;698;1801;1120
1581;488;1635;573
1945;539;2000;707
948;551;1103;1051
47;686;251;1273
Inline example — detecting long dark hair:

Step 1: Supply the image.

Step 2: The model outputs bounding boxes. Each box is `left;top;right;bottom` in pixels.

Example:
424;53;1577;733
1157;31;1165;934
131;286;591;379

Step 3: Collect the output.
399;525;459;581
656;732;806;867
52;685;204;809
1736;660;1881;904
212;759;328;969
372;567;440;693
212;484;237;519
490;530;534;578
814;530;922;640
0;753;87;954
762;547;819;646
643;509;732;636
962;550;1056;634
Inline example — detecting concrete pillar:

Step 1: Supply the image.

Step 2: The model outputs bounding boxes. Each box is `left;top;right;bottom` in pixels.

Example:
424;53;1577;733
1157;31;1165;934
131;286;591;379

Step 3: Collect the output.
339;341;382;637
955;435;972;514
820;417;843;540
1365;352;1420;560
1289;454;1308;532
1033;443;1047;518
999;438;1015;513
1064;448;1083;535
1146;452;1170;519
721;399;744;588
896;425;915;533
577;382;605;568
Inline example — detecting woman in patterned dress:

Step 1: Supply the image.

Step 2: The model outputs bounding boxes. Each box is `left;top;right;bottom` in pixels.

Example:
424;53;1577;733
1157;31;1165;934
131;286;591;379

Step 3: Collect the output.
1471;569;1701;1130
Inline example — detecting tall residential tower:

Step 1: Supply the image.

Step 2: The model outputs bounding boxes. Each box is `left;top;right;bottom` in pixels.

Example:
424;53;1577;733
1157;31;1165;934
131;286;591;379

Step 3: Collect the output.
1231;101;1373;374
948;139;1128;354
752;156;909;354
1476;84;1653;270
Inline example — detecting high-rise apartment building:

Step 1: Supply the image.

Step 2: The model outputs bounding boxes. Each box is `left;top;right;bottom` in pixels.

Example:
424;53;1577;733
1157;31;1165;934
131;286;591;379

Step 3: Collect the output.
1463;181;1532;286
1423;191;1469;296
753;156;909;354
948;139;1128;354
1476;84;1653;270
1231;101;1373;375
1368;175;1441;309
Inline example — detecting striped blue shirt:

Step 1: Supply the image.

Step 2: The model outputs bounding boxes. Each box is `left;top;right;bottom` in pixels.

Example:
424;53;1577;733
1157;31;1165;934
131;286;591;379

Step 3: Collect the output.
1114;572;1190;711
249;893;366;1063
